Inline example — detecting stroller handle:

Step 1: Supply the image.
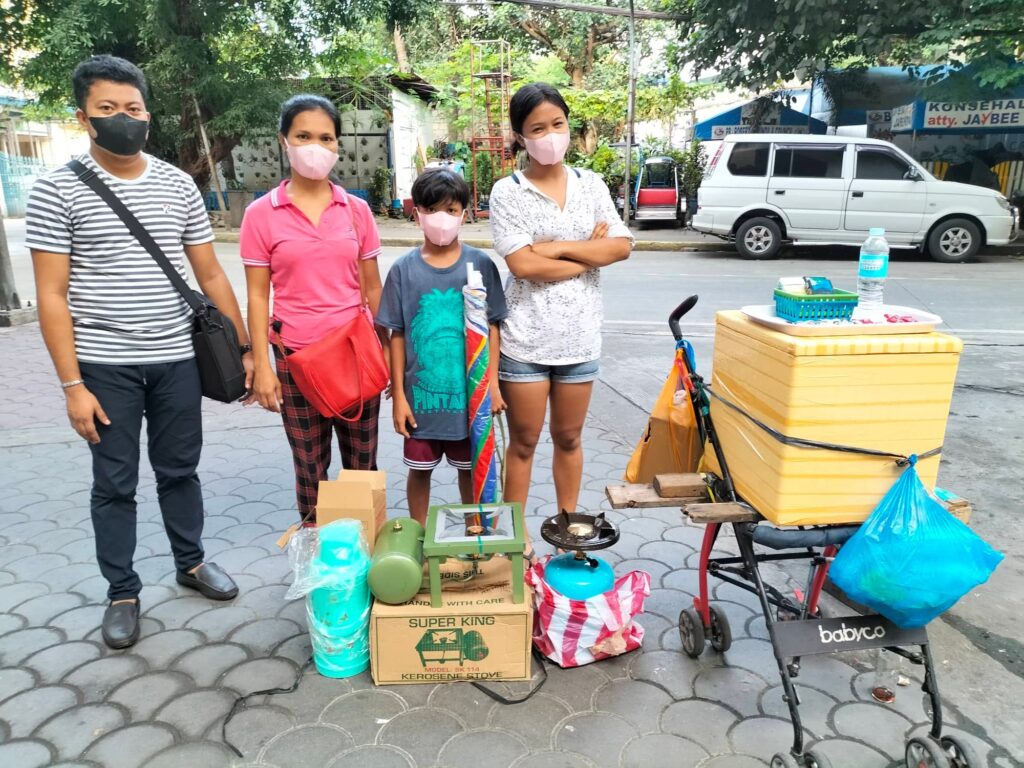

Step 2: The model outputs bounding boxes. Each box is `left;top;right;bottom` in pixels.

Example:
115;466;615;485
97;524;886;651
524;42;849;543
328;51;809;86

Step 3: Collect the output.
669;295;699;341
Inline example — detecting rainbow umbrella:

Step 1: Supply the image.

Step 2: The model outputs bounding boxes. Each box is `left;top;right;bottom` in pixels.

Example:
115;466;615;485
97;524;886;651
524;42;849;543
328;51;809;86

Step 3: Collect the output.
463;265;498;504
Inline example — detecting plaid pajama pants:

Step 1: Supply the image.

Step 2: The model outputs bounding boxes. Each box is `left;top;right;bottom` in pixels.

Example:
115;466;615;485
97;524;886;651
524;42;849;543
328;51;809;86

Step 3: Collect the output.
275;349;380;521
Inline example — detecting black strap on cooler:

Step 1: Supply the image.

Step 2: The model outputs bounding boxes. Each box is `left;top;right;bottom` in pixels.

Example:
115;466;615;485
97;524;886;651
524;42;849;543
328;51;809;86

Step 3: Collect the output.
704;386;942;467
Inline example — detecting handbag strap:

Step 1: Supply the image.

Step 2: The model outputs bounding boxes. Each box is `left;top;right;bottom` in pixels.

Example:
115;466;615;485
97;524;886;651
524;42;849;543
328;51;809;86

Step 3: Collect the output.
66;159;207;317
272;187;371;347
346;194;370;312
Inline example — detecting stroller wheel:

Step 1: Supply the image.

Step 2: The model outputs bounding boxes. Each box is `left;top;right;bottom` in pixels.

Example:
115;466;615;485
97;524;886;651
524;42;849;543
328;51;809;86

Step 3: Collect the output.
906;736;952;768
770;752;801;768
939;735;980;768
804;747;833;768
678;608;706;658
708;604;732;653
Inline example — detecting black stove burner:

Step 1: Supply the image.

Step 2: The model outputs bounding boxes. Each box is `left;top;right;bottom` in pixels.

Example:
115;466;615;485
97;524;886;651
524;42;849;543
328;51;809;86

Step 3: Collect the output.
541;509;619;552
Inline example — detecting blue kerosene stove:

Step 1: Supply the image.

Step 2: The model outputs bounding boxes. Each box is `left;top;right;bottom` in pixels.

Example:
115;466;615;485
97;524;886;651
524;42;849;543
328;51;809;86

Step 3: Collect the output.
540;510;620;600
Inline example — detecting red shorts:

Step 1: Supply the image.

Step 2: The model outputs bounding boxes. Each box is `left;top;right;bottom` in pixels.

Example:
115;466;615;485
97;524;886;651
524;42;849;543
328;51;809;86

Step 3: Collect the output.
404;437;472;471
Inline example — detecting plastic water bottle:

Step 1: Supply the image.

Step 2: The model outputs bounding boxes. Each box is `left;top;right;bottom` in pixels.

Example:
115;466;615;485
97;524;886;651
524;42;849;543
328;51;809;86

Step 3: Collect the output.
857;228;890;313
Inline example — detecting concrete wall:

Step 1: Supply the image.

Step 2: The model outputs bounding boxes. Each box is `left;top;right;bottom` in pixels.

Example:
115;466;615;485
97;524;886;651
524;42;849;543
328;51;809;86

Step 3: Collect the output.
229;107;392;194
391;90;434;201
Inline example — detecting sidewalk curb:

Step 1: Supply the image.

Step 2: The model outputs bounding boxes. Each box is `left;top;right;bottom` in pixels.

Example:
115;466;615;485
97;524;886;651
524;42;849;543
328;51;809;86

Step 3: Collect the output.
212;230;1024;255
212;230;727;252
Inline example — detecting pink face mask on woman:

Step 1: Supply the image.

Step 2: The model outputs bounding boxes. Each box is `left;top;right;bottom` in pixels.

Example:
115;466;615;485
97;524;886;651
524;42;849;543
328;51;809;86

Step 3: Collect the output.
285;141;338;180
523;130;571;166
418;210;463;247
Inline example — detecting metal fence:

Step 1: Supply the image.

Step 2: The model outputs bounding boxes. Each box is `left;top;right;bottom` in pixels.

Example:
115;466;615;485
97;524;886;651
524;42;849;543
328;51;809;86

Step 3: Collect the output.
922;159;1024;197
0;151;52;217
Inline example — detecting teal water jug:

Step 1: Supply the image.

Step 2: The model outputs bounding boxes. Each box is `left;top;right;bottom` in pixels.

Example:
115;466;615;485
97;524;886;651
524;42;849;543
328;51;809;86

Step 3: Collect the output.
307;522;372;678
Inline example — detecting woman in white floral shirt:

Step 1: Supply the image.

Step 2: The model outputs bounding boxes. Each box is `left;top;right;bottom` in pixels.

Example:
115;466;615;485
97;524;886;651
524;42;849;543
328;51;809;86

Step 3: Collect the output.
489;83;634;544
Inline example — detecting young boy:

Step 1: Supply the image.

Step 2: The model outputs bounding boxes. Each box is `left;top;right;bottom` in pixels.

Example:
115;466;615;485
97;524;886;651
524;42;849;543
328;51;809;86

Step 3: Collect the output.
377;169;507;524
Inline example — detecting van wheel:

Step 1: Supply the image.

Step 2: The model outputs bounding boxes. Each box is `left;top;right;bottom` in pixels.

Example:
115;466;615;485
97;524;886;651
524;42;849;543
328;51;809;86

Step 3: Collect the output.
928;219;981;263
736;217;782;259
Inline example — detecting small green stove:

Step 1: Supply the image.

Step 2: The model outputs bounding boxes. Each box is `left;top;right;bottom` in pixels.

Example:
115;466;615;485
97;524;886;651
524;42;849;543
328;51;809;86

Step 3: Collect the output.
423;503;527;608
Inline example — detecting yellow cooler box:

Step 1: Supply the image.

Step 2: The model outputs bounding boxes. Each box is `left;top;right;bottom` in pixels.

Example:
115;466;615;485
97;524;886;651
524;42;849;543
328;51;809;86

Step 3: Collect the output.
704;311;962;526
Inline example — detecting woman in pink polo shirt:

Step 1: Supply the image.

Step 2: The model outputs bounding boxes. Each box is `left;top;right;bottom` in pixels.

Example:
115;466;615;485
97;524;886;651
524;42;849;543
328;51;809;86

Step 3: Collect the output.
242;94;385;522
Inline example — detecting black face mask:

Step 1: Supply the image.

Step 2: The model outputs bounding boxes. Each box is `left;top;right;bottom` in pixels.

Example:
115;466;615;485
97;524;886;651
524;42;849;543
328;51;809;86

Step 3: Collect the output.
89;113;149;156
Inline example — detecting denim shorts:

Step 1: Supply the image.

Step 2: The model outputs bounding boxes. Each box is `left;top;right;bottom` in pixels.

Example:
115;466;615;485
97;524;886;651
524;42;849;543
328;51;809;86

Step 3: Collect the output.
498;353;599;384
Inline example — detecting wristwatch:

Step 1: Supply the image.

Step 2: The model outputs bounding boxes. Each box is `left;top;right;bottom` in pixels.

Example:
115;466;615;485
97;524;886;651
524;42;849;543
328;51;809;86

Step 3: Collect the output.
239;344;252;356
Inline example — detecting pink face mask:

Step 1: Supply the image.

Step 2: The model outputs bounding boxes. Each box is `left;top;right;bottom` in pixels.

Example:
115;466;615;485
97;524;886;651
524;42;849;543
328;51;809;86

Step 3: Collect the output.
418;209;463;247
285;141;337;180
523;130;571;165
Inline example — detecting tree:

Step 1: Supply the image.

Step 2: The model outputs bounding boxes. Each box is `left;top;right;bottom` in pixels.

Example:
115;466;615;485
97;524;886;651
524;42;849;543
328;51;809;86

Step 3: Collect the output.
402;4;634;89
487;5;627;88
671;0;1024;96
402;4;700;154
0;0;428;187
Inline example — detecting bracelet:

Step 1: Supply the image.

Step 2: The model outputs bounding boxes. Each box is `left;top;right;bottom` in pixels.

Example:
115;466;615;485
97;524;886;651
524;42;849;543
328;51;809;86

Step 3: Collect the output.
61;379;84;390
239;344;252;356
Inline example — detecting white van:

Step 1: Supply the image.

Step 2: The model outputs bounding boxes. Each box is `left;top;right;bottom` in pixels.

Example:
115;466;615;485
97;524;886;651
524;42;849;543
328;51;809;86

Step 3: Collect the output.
692;134;1019;262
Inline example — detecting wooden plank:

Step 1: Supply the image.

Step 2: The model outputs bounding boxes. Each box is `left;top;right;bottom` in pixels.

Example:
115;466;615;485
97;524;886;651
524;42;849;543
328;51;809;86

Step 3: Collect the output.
683;502;758;524
654;473;707;499
605;483;707;509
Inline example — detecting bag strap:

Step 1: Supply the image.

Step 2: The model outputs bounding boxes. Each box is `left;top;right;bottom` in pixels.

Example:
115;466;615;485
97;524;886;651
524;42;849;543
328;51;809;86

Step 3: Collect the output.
272;190;371;353
310;335;366;423
347;194;370;312
66;159;207;317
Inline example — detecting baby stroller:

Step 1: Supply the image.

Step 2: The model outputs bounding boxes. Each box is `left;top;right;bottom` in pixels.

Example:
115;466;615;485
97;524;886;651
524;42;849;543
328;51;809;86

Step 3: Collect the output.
665;296;978;768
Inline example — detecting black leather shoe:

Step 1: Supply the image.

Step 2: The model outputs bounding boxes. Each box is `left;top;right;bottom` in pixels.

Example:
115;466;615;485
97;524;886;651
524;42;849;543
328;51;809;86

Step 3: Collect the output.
176;562;239;600
102;599;140;649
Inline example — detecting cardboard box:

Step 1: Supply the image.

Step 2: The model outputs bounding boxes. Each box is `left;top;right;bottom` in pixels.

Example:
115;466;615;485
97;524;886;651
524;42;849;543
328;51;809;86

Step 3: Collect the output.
935;487;972;524
317;470;387;551
370;557;532;685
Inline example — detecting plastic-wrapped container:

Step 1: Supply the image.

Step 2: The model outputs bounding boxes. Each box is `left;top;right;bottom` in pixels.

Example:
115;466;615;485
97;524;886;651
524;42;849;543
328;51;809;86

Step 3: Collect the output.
288;520;372;678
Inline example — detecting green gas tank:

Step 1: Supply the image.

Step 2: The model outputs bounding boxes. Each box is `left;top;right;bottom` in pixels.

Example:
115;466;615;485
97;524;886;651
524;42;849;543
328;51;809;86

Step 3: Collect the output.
368;517;425;604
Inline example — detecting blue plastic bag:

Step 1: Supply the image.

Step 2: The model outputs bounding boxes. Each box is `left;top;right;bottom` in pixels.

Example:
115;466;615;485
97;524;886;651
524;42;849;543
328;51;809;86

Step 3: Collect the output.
830;460;1003;628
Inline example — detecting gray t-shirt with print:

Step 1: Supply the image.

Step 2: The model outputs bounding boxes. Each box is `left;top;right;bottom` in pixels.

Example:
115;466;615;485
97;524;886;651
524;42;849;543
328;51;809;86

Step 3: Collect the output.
376;245;508;440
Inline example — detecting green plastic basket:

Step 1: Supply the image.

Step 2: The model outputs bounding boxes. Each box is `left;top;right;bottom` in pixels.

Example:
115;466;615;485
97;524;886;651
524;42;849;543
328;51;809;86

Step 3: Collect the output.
774;289;859;322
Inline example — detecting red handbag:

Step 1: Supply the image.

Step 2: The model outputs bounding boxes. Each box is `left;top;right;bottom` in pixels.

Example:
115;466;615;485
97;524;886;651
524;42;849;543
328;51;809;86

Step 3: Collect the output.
274;216;389;421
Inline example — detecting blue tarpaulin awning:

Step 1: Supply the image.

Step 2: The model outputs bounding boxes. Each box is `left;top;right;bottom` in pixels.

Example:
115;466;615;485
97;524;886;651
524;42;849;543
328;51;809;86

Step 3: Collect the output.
694;102;829;140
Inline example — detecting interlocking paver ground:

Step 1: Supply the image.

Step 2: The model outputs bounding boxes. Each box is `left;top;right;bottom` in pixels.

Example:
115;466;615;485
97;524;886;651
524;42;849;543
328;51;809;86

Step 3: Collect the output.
0;321;1011;767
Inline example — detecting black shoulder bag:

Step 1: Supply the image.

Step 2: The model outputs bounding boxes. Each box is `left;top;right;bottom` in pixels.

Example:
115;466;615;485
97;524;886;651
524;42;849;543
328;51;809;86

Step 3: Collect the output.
68;160;246;403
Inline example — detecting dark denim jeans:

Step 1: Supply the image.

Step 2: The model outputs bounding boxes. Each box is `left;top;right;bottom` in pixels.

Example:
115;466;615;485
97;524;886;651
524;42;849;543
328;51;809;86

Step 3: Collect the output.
80;359;205;600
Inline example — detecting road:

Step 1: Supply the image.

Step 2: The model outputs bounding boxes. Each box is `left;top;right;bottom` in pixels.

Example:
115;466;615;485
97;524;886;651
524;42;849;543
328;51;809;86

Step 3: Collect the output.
5;218;1022;677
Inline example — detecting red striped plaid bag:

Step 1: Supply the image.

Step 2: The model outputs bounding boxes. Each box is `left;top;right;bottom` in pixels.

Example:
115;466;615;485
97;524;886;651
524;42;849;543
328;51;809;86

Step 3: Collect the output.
526;558;651;668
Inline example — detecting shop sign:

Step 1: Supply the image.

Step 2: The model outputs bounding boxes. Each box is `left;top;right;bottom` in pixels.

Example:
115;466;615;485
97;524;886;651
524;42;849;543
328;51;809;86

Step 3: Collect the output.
866;109;891;130
891;103;915;132
711;125;809;139
867;109;894;140
924;100;1024;130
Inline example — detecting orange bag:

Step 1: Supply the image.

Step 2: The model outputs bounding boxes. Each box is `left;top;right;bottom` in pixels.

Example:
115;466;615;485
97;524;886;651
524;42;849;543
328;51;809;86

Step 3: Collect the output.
624;355;702;483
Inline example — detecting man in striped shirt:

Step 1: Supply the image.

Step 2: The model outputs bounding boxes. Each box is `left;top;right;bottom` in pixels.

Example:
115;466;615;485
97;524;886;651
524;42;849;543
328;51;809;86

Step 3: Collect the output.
27;55;254;649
